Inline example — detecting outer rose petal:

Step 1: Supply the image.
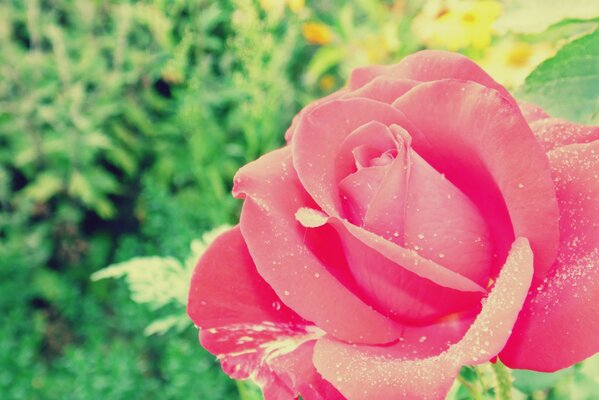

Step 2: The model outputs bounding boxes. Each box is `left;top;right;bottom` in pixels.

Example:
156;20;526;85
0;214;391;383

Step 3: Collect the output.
266;341;345;400
392;80;560;282
285;89;348;143
233;147;404;344
341;77;418;103
349;50;516;107
313;238;534;400
187;227;338;398
519;101;550;123
500;141;599;371
530;117;599;151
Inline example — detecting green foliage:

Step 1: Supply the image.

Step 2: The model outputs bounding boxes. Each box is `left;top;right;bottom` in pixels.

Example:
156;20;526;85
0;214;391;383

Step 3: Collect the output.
512;368;573;393
237;380;265;400
519;29;599;124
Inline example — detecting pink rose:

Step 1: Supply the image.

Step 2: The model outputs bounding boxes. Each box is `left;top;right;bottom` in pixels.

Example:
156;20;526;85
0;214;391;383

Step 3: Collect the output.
187;50;599;399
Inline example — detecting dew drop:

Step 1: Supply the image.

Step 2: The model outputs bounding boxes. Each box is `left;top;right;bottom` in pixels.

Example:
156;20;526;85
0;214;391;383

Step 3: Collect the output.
272;301;281;311
284;290;290;296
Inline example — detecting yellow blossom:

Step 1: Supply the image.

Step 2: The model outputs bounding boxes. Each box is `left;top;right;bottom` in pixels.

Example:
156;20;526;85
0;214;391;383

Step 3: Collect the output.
258;0;276;12
260;0;304;14
302;22;333;45
287;0;305;13
479;39;556;88
413;0;502;51
319;75;336;91
362;34;392;64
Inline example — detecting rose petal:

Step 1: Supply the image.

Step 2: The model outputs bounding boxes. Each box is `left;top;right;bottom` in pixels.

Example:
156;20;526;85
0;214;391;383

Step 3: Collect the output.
328;217;486;293
392;80;559;282
187;226;332;398
335;122;493;288
285;89;348;142
266;341;345;400
519;101;550;123
360;125;410;236
339;164;389;225
187;226;303;328
342;76;418;104
401;150;493;286
294;202;488;321
349;50;516;107
500;141;599;371
313;238;534;400
330;216;485;322
233;147;403;343
336;123;409;227
530;117;599;151
291;97;409;217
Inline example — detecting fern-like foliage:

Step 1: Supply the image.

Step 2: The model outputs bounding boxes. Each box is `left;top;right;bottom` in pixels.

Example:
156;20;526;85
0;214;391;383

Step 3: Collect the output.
92;225;231;335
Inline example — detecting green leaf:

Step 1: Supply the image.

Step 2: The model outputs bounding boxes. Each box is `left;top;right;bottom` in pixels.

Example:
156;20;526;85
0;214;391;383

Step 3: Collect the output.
236;380;263;400
519;29;599;124
495;1;599;34
304;46;347;85
512;367;572;393
21;173;63;202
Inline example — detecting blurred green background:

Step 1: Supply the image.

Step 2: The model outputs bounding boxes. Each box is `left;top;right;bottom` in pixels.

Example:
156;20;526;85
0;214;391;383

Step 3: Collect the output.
1;0;597;399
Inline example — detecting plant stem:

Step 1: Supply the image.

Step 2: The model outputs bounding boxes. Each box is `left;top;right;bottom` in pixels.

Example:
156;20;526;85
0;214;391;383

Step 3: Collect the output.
491;361;513;400
457;375;484;400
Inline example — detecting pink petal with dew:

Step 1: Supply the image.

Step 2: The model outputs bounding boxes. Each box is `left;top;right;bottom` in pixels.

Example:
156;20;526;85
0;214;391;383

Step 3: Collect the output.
187;227;338;398
349;50;516;107
341;76;418;104
313;238;534;400
518;102;550;124
400;150;493;286
530;117;599;151
233;147;404;344
392;80;559;283
285;89;348;143
292;98;409;217
501;141;599;371
295;210;486;322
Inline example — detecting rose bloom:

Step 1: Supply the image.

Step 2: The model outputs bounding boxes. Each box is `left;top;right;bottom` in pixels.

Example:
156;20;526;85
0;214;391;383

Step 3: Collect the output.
187;50;599;399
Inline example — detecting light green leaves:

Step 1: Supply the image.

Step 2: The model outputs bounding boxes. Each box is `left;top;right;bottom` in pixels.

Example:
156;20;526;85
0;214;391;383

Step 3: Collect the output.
236;381;263;400
512;367;572;393
92;225;231;335
92;256;190;308
519;29;599;124
511;354;599;399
